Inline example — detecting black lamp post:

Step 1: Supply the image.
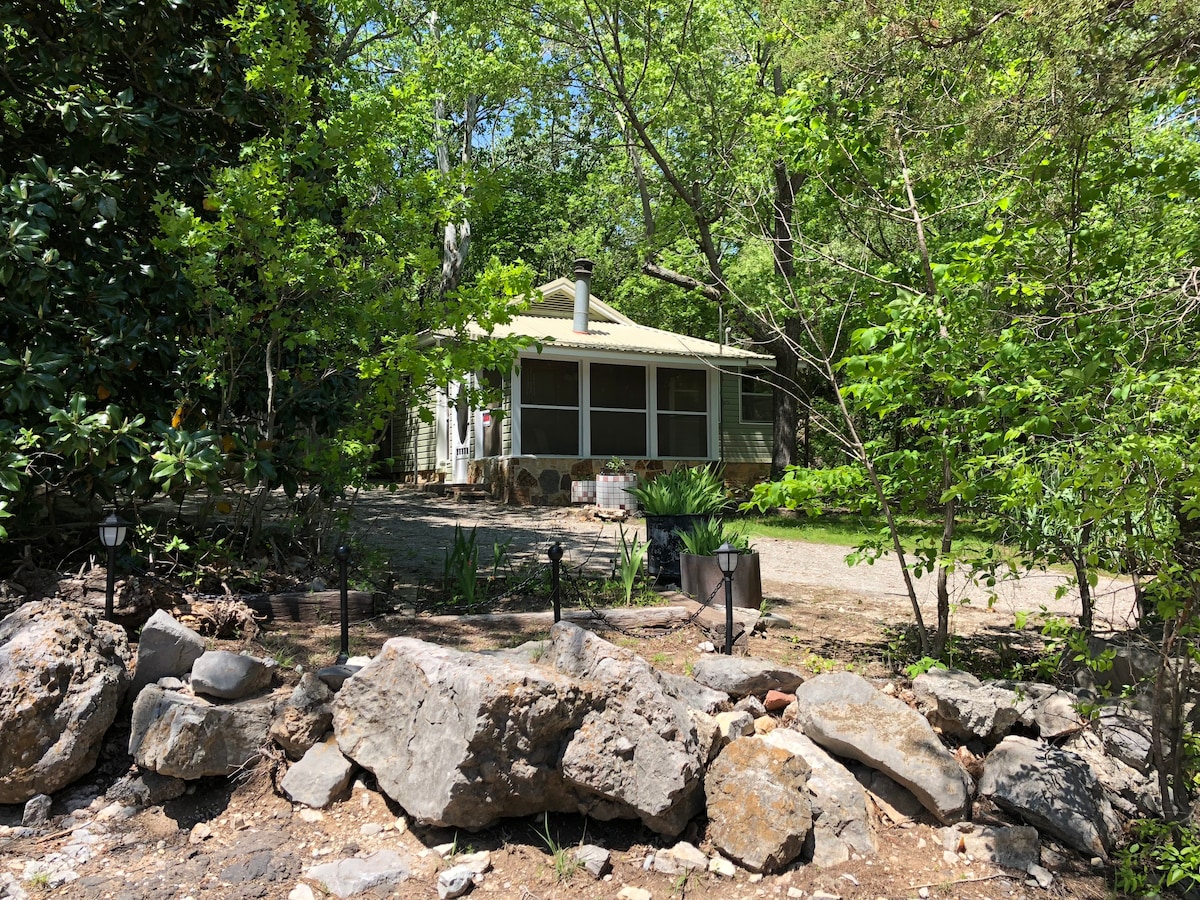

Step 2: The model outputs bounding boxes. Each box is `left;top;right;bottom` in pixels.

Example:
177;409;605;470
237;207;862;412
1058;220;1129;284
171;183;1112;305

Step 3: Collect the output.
98;512;128;620
547;542;563;623
335;545;351;664
715;541;739;655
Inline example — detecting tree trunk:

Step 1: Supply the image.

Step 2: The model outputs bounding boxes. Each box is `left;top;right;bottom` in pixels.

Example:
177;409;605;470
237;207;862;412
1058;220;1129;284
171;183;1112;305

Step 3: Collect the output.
933;449;956;658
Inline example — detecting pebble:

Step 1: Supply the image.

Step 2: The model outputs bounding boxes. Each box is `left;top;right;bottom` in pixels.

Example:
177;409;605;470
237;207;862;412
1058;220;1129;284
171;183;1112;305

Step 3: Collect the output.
188;823;212;844
919;888;930;899
288;885;317;900
707;854;736;877
360;823;383;836
437;864;476;899
298;809;324;823
617;888;652;900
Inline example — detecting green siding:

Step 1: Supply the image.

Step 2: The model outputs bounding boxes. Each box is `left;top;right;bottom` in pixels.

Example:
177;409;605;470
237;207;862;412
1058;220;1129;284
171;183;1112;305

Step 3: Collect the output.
720;372;772;464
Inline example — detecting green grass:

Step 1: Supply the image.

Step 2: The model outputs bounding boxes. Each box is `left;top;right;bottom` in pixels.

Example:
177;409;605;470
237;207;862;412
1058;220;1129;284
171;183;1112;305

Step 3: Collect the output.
742;512;997;554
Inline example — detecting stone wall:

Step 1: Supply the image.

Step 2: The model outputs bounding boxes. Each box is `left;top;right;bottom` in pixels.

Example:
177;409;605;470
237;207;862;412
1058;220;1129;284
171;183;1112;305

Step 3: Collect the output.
468;458;770;506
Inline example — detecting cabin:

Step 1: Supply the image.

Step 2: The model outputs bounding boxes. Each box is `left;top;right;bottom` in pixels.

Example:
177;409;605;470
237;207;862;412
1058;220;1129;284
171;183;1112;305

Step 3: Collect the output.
383;260;774;504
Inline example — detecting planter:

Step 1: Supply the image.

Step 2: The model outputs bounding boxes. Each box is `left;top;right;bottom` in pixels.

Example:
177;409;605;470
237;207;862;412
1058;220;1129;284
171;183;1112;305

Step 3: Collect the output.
596;472;638;511
680;552;762;610
570;480;597;504
644;514;711;581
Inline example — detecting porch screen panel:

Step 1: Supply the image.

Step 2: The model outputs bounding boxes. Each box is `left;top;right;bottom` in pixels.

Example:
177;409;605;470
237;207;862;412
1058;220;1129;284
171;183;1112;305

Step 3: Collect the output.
657;368;708;457
520;358;579;454
590;364;646;457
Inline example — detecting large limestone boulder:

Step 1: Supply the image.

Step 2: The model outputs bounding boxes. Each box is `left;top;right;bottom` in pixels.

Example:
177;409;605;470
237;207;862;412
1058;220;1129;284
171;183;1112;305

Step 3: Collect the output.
129;610;205;701
763;729;877;866
129;685;277;779
333;636;586;829
792;671;972;824
978;735;1120;859
0;601;131;803
691;656;805;698
548;622;705;835
912;669;1021;742
333;623;706;836
704;736;812;874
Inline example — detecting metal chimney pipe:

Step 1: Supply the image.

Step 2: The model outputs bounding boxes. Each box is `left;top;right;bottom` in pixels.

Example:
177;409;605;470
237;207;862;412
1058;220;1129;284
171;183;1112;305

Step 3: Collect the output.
573;258;594;333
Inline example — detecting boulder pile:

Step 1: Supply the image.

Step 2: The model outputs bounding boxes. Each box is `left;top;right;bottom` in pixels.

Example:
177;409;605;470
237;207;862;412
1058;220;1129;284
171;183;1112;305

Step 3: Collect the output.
0;602;1169;893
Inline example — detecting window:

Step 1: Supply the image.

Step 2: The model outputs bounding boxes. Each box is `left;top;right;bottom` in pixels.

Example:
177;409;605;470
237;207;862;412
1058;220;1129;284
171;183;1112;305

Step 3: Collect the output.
657;368;708;457
741;369;773;423
590;364;647;457
520;359;578;454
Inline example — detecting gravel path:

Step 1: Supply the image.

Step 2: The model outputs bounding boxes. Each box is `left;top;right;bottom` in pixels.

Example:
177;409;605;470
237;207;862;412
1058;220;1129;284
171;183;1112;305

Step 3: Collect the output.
347;486;1139;636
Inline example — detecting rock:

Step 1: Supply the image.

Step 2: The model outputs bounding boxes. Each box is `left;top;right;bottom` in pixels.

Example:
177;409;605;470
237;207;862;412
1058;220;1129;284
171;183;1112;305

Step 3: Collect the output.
763;730;876;866
22;794;52;827
105;770;187;806
940;822;1040;871
617;888;651;900
708;854;736;877
1026;687;1083;739
0;601;131;803
129;610;205;701
317;664;360;691
754;716;777;734
854;767;925;823
271;673;335;758
1027;863;1054;888
792;672;972;824
1062;728;1161;818
714;710;755;741
1095;703;1153;773
289;885;317;900
657;670;728;714
764;690;794;712
437;864;476;899
652;841;708;874
573;844;612;879
705;736;812;874
451;851;491;875
190;650;274;700
978;735;1119;858
305;850;410;898
548;622;705;835
129;685;276;779
690;710;723;765
333;636;584;830
280;736;356;808
735;695;768;718
692;656;805;697
912;669;1020;741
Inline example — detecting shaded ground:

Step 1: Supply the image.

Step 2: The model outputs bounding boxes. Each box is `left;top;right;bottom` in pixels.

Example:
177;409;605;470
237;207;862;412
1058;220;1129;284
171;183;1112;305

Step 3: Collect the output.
0;487;1125;899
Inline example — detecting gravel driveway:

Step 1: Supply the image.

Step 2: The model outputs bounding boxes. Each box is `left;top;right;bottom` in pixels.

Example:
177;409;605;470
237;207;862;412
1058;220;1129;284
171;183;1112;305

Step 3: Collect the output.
348;486;1139;637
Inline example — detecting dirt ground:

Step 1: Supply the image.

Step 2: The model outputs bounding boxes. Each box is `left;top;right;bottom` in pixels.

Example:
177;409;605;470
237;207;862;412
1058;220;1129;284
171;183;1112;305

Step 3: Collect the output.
0;488;1129;900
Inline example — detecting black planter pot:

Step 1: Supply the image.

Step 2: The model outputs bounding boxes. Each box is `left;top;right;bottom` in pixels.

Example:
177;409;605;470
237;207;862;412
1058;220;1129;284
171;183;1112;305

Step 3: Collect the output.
644;514;712;581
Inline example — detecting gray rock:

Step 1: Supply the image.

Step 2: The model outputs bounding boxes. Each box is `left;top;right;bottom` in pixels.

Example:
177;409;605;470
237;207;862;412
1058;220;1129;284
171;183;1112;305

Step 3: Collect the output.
734;694;768;718
855;767;926;822
793;672;972;824
1061;728;1162;818
573;844;612;879
548;622;705;836
941;821;1040;871
912;669;1020;741
129;610;205;701
317;664;361;691
281;736;355;808
978;735;1119;859
704;736;812;874
657;670;729;714
692;656;805;697
105;770;187;806
1028;688;1083;739
22;794;52;826
129;685;276;779
305;850;410;898
270;673;334;758
651;841;708;874
1095;703;1153;773
0;601;131;803
714;710;755;741
763;730;876;866
333;636;584;830
437;864;475;899
190;650;274;700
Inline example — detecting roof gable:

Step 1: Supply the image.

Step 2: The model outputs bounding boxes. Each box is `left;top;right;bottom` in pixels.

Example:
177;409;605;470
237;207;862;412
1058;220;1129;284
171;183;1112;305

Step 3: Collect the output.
526;277;636;326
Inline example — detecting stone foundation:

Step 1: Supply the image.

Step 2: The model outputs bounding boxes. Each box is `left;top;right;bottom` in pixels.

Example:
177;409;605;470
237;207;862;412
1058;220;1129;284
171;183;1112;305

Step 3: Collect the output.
468;458;770;506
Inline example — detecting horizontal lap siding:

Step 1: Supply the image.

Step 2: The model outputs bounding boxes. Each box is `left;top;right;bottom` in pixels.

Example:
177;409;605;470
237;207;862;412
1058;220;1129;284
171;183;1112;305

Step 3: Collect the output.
720;372;772;464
